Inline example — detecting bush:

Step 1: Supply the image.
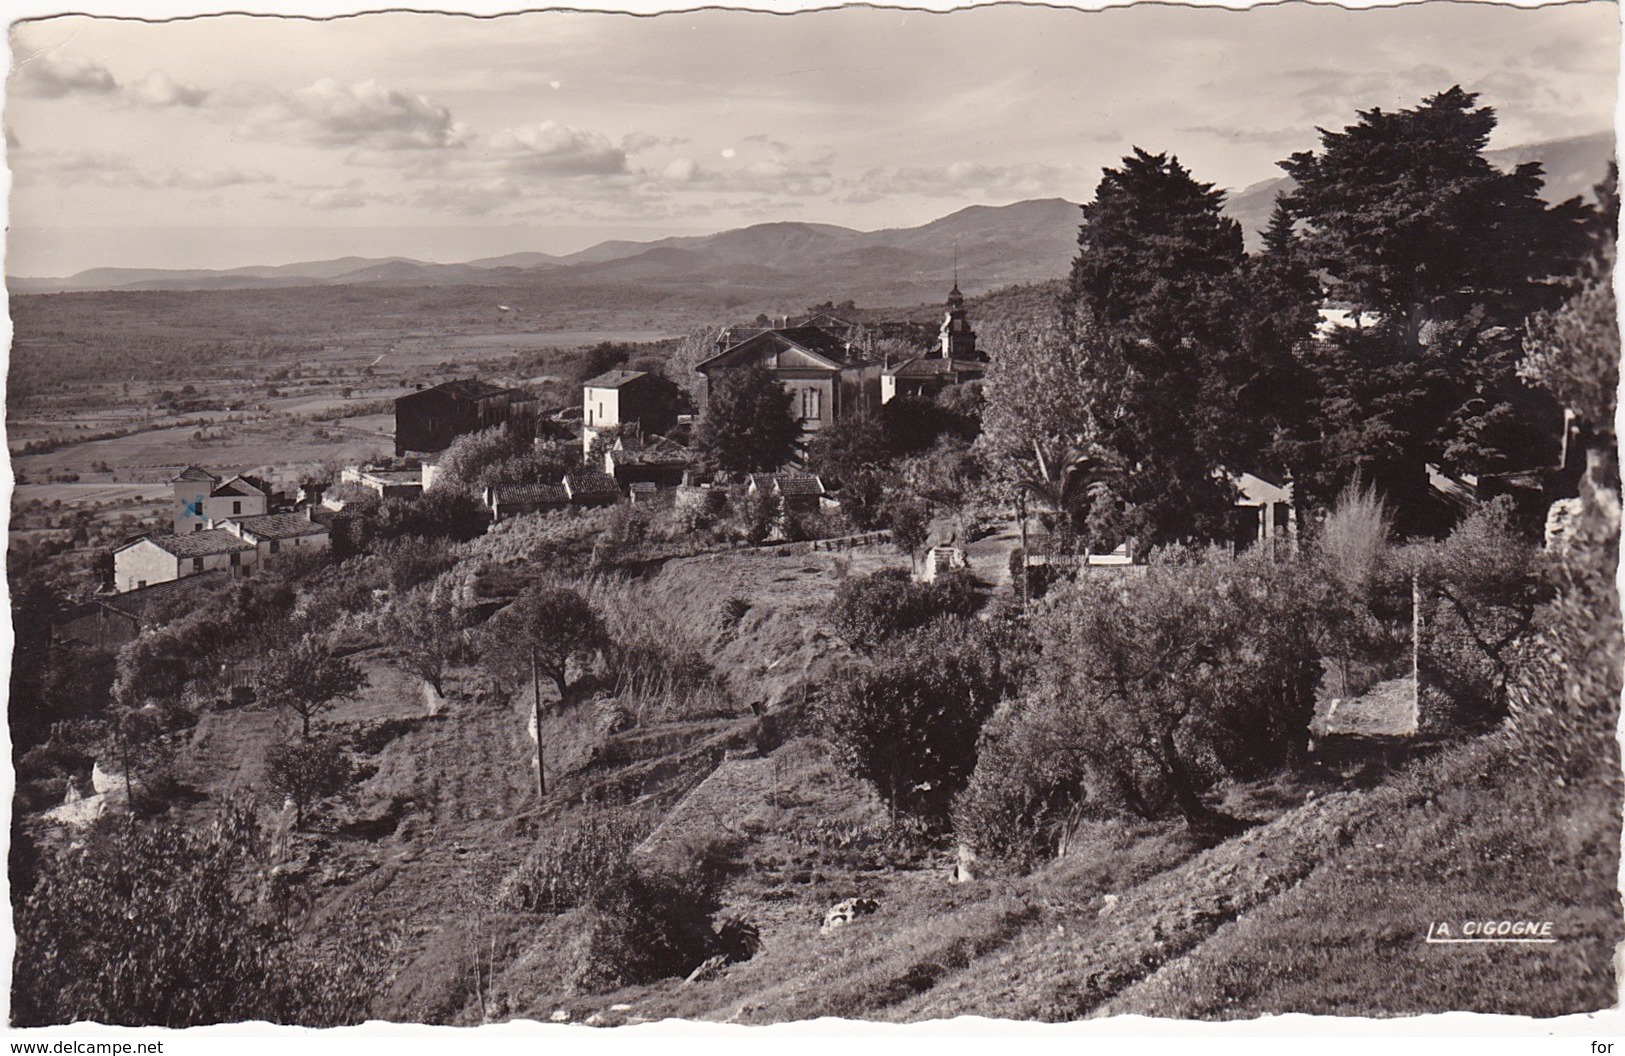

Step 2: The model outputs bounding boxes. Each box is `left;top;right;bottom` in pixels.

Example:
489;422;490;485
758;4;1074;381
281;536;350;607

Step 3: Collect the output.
827;568;983;653
13;803;381;1026
1410;497;1551;730
569;860;726;993
1313;481;1409;697
955;546;1322;860
820;619;1004;823
501;808;649;913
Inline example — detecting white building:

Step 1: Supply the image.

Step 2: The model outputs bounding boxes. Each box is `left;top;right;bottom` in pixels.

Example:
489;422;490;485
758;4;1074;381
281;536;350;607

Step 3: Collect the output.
112;530;259;593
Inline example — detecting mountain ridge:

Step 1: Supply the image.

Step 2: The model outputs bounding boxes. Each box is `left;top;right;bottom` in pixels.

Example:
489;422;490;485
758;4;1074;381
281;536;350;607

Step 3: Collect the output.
11;131;1611;296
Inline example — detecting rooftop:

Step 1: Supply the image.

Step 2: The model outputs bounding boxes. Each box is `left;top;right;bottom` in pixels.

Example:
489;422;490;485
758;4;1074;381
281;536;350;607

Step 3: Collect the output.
884;356;989;378
222;512;328;540
564;470;621;499
398;378;531;404
494;483;570;504
135;529;258;559
582;369;649;389
100;569;233;618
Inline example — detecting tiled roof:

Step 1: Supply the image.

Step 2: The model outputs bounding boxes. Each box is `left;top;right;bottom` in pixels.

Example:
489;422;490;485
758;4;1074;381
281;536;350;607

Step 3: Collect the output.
564;470;621;500
609;440;690;467
139;529;257;559
773;472;826;497
169;465;219;484
701;326;873;373
748;471;825;497
224;512;328;540
582;369;648;389
494;484;569;505
101;570;233;618
775;326;866;366
401;378;530;403
212;476;266;498
884;356;988;378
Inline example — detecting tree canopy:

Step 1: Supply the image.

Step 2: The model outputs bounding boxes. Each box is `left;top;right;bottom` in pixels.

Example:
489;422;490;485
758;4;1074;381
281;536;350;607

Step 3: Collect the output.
695;363;799;474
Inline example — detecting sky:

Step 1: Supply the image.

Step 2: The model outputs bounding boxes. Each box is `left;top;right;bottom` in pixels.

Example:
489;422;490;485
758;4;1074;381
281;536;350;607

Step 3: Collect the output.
5;1;1619;276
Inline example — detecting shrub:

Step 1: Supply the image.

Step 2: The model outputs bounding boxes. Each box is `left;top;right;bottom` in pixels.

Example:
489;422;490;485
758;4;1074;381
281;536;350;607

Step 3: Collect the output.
13;803;381;1026
501;808;649;913
264;736;354;829
1313;480;1408;697
568;860;725;994
1506;468;1621;777
1409;497;1551;730
827;568;983;653
954;546;1322;859
820;619;1003;823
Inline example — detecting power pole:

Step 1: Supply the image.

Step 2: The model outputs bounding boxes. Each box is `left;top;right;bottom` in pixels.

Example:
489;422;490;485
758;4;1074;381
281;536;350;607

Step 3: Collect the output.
531;647;546;797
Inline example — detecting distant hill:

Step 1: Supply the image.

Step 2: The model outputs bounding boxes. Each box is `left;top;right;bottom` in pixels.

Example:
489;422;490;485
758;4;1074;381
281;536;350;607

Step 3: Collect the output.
9;200;1080;301
11;132;1609;296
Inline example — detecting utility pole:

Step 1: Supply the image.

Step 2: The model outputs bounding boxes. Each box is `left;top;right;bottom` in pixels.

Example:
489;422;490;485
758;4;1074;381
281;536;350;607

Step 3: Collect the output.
531;646;546;797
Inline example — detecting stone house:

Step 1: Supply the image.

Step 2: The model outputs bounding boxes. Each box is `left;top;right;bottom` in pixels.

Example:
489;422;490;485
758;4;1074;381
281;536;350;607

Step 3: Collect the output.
484;483;570;523
603;433;692;489
55;569;234;651
395;378;538;457
112;529;259;593
170;466;269;534
581;369;683;456
747;471;827;515
695;327;882;438
215;510;331;561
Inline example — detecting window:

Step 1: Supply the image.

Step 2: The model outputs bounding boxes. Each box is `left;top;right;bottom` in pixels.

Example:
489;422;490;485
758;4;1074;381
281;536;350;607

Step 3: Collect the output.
801;388;821;420
230;553;242;568
232;501;242;515
192;557;204;573
269;539;280;555
137;580;147;589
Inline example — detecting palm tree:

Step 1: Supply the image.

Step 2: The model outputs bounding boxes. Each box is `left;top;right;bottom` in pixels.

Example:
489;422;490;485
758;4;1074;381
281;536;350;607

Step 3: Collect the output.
1011;439;1119;606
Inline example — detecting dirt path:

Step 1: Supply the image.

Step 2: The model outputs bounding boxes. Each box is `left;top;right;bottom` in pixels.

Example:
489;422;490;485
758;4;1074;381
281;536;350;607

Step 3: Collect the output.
962;516;1021;590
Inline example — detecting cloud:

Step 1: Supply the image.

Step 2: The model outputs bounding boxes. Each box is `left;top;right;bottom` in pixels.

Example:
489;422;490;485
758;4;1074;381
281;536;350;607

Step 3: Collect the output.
486;121;630;176
411;178;525;217
12;52;209;109
651;153;835;196
305;187;370;210
156;167;272;190
245;78;468;151
12;149;270;191
1177;124;1307;148
853;160;1082;199
621;131;687;155
13;52;117;99
125;70;209;108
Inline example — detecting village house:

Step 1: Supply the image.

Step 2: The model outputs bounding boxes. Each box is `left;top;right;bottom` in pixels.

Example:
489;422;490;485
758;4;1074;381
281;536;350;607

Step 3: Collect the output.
215;510;331;561
395;378;538;457
580;369;683;456
695;326;882;437
55;569;233;651
340;465;426;501
747;470;828;515
170;466;270;534
881;282;988;404
563;469;623;507
602;431;692;489
112;529;259;593
1230;471;1296;554
484;483;570;523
